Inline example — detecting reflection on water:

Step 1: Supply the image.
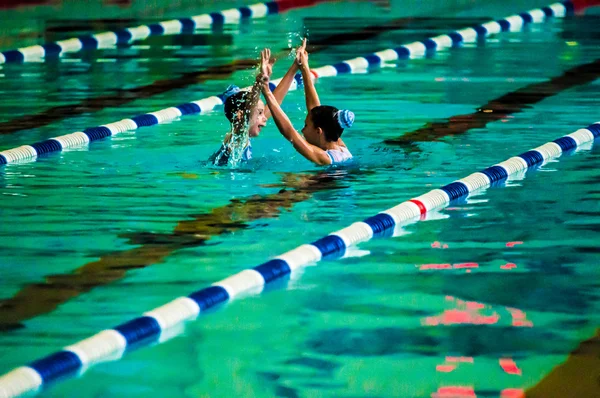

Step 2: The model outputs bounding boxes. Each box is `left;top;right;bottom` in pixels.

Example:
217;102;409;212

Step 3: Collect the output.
1;1;600;397
0;169;349;330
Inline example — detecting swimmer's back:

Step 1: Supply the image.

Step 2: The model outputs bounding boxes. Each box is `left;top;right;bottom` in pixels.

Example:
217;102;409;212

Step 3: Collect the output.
325;146;353;164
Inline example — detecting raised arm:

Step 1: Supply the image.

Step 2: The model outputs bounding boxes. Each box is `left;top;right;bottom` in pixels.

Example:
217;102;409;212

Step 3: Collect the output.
264;57;299;119
296;38;320;111
244;81;262;127
258;49;330;166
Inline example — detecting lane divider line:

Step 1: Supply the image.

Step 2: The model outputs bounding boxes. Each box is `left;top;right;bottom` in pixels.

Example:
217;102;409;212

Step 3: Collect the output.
0;0;325;64
0;1;574;167
0;121;597;398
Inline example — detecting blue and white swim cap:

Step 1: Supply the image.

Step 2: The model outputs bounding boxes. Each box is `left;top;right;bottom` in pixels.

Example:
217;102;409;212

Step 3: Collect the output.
222;84;241;101
336;109;355;129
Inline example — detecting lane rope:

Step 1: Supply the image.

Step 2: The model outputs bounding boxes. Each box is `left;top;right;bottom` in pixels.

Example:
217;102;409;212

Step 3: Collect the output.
0;0;324;64
0;1;574;167
0;109;597;398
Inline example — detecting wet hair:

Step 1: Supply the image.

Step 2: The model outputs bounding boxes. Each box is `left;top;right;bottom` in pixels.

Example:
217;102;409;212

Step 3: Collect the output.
224;91;252;124
310;105;354;141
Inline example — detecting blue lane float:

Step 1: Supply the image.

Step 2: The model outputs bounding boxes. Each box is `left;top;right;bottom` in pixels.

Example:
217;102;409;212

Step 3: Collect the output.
0;1;282;64
0;2;588;397
0;118;597;396
0;1;573;167
309;1;573;78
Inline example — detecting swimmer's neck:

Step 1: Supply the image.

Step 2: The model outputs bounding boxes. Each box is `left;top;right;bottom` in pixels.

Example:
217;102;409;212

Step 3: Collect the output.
321;140;344;151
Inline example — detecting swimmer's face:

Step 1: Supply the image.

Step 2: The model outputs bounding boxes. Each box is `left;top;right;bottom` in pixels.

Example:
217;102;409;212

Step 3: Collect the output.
248;100;267;137
301;113;320;146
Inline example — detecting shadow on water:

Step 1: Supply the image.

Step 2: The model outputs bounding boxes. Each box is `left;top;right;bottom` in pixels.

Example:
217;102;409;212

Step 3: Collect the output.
0;168;359;330
384;57;600;152
0;15;492;136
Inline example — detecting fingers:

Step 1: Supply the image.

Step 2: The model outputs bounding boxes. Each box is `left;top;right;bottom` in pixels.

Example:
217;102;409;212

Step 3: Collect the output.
260;48;273;66
295;41;304;65
297;38;306;55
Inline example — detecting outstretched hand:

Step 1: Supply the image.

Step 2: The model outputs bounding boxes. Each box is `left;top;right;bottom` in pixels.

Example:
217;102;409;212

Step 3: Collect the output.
295;38;308;69
260;48;273;77
257;48;273;88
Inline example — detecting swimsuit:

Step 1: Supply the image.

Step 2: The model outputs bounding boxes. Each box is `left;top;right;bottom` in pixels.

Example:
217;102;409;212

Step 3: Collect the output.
209;142;252;166
325;146;353;164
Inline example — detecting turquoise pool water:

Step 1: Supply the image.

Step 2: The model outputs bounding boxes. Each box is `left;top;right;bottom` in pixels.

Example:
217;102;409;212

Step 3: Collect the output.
1;1;599;396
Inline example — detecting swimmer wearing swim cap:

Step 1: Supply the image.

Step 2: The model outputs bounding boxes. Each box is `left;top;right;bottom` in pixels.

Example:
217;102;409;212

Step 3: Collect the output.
209;45;303;166
257;39;354;165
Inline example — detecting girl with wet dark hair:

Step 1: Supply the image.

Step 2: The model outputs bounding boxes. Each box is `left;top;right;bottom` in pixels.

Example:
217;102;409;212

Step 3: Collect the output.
257;41;354;166
209;48;300;166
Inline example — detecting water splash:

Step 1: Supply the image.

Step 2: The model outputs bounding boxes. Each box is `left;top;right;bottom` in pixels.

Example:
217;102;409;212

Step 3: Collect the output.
211;125;250;168
227;126;250;168
212;92;252;168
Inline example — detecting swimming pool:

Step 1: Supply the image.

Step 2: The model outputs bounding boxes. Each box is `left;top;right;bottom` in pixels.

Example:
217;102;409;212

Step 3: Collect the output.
1;0;599;396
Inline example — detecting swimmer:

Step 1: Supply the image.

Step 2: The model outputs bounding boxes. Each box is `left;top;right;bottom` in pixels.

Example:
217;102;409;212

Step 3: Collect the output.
209;46;302;166
257;40;354;166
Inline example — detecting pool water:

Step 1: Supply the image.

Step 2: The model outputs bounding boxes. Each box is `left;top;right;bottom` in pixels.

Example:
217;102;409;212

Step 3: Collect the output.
1;0;599;396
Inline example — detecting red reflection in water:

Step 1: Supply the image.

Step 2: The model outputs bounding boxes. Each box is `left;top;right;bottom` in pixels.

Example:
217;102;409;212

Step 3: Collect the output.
436;364;457;372
500;388;525;398
419;263;479;271
507;308;533;327
424;297;499;326
425;297;533;328
431;386;476;398
501;263;517;270
421;263;452;270
465;301;484;310
424;309;499;326
499;358;522;375
431;241;449;249
446;356;473;363
506;241;524;247
454;263;478;269
436;356;474;373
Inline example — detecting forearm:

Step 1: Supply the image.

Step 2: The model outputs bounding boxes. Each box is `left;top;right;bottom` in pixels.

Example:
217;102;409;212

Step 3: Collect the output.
272;61;299;105
300;65;320;111
247;80;261;111
264;61;298;119
262;84;329;166
262;87;298;141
